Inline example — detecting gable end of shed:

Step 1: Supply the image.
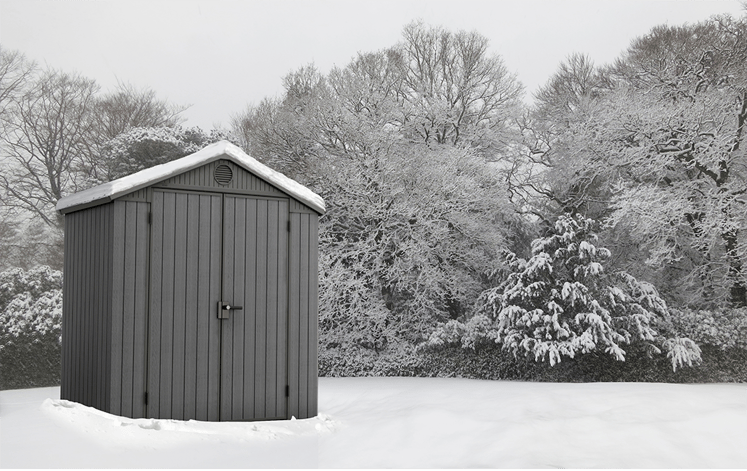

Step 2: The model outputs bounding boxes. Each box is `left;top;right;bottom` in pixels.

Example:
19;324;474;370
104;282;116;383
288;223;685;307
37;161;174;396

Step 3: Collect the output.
153;157;287;197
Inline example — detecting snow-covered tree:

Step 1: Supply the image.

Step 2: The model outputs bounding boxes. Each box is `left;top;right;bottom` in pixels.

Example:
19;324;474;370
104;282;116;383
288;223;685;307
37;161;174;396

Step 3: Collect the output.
604;16;747;307
233;24;527;354
427;214;701;371
87;126;230;184
508;53;615;222
512;15;747;308
318;144;516;350
0;214;63;271
399;22;523;159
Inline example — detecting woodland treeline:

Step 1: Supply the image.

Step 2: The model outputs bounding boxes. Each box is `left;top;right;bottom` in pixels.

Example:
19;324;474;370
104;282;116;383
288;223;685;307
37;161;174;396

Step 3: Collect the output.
2;16;747;386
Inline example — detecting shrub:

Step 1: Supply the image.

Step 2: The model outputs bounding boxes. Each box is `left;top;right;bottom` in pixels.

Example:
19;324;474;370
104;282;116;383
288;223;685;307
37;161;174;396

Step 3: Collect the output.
669;307;747;350
319;342;746;383
0;266;63;390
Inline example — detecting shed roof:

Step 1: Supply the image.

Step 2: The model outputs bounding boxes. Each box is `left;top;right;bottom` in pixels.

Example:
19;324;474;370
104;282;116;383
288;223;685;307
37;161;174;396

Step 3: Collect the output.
56;141;325;215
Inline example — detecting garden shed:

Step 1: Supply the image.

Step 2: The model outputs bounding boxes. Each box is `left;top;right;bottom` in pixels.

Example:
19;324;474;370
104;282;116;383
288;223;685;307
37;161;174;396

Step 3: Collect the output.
56;141;324;422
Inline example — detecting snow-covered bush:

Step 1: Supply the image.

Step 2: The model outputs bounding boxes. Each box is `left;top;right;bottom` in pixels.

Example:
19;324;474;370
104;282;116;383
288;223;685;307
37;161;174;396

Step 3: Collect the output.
0;266;62;310
425;214;702;371
0;266;63;389
1;290;62;342
669;307;747;351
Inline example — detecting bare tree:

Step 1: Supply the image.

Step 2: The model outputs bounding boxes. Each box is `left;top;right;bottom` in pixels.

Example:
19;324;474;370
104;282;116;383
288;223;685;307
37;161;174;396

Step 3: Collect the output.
0;68;99;228
92;81;188;142
0;46;36;119
400;22;524;159
71;82;190;184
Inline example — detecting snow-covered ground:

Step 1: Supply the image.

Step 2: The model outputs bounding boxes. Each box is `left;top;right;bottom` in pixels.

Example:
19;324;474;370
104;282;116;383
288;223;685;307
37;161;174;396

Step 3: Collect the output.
1;377;746;468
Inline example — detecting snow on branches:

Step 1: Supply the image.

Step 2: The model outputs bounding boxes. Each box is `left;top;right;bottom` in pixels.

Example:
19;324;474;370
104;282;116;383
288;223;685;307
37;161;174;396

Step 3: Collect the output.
0;266;63;350
87;126;231;185
426;214;702;371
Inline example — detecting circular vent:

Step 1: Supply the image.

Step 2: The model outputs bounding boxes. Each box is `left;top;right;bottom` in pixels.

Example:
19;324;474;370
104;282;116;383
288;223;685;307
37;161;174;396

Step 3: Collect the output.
214;164;233;185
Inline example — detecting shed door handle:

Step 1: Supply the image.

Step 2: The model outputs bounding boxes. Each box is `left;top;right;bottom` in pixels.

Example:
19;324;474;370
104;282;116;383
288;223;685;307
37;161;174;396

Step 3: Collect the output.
218;301;243;319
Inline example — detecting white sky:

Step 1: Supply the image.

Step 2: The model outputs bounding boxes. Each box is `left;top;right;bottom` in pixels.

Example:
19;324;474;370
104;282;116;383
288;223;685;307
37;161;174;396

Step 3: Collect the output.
1;0;744;130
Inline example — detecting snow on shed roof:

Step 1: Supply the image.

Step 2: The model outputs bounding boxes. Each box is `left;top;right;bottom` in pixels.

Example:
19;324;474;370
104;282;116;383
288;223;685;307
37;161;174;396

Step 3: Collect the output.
56;141;325;215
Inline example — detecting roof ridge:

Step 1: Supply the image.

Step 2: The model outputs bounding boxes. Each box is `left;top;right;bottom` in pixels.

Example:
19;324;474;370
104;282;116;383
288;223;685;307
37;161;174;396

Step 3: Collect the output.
56;140;325;214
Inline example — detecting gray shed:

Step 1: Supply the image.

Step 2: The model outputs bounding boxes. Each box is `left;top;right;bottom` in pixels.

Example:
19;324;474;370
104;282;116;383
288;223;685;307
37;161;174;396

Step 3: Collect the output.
56;141;324;422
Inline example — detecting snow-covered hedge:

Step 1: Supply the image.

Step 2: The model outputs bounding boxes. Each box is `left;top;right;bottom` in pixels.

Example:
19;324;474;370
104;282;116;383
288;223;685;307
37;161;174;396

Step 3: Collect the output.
670;307;747;351
0;266;63;390
319;342;747;382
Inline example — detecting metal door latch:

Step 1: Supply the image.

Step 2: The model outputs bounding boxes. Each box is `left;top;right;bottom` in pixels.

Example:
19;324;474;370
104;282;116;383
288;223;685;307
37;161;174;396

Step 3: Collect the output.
218;301;243;319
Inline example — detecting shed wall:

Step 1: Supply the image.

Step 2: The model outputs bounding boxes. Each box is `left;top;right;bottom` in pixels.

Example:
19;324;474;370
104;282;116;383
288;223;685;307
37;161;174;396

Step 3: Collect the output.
221;195;290;421
290;199;316;214
109;200;150;418
147;190;223;421
288;211;319;419
61;203;114;412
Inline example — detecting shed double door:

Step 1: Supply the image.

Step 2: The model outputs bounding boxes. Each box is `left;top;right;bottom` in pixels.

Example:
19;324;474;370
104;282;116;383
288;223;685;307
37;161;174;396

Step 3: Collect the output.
147;189;289;421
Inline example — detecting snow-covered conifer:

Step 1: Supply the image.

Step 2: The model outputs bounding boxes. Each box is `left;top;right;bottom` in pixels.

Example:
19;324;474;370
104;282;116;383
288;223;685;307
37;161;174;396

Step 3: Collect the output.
427;214;702;370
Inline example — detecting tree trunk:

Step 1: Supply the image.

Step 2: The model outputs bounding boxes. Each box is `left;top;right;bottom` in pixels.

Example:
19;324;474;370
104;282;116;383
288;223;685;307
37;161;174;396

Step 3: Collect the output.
722;228;747;307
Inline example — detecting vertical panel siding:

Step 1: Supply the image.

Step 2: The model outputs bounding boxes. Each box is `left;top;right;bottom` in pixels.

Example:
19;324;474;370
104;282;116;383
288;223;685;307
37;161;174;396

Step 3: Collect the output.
307;215;319;417
288;213;301;419
221;196;288;421
82;209;91;405
265;199;283;418
61;212;75;400
254;200;268;419
194;195;219;420
220;195;237;420
287;211;319;419
159;191;176;417
110;203;125;416
289;199;315;213
61;213;72;400
183;193;200;420
149;190;222;420
110;200;150;418
147;191;164;418
132;201;150;419
207;195;223;420
298;215;310;416
275;203;289;418
60;204;113;413
118;187;148;201
171;193;188;420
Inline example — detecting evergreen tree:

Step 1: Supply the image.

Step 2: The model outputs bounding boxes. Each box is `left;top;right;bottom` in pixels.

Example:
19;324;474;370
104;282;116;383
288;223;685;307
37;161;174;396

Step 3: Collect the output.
427;214;701;370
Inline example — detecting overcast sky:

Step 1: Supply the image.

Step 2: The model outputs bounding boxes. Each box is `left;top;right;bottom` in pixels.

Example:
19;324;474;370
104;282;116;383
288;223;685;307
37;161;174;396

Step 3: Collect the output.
1;0;744;130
